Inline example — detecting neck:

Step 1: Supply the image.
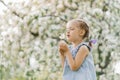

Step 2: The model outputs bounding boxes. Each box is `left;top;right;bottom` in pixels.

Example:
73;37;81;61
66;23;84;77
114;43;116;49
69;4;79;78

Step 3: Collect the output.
72;39;84;48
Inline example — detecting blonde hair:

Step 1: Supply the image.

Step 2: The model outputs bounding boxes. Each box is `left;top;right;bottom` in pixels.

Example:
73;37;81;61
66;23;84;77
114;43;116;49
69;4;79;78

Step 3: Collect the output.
68;19;89;39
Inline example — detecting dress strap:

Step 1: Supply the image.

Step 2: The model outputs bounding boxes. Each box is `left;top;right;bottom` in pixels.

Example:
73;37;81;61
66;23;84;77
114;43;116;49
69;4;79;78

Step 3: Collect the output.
77;43;91;52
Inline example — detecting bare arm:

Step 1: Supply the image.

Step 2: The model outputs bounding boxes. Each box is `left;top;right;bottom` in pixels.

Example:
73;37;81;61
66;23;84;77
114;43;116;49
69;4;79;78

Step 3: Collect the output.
58;41;89;71
65;45;89;71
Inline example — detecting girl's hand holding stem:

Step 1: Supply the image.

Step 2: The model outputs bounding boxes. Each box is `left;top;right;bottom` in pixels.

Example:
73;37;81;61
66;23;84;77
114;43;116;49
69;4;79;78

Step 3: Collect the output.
59;40;69;56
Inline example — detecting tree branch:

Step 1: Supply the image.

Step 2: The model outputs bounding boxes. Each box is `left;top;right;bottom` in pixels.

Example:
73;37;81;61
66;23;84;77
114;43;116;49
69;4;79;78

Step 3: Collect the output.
0;0;23;19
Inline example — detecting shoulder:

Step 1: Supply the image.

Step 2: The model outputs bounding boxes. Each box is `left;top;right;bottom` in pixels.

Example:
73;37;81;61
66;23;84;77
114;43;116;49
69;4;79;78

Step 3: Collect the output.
81;43;91;51
80;45;89;51
78;45;89;55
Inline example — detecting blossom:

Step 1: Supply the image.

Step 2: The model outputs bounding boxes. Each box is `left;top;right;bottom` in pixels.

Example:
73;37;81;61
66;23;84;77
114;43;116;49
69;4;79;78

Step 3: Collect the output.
29;56;39;69
114;61;120;74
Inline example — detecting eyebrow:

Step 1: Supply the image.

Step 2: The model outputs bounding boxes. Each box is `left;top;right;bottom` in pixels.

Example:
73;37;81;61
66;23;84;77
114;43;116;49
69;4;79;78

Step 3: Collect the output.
66;26;74;29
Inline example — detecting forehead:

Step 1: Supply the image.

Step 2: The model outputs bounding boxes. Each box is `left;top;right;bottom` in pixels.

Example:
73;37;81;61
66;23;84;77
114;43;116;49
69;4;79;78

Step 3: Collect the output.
66;20;78;28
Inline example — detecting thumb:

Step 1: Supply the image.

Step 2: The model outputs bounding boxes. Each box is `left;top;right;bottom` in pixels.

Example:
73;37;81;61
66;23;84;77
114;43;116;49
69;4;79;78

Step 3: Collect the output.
59;40;66;46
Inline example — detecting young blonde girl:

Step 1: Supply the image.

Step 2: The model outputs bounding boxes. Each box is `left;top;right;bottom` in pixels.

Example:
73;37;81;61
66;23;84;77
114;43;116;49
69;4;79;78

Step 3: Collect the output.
59;19;96;80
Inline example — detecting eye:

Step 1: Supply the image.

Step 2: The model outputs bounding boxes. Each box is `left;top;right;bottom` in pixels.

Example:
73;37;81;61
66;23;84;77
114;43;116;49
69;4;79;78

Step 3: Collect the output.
66;28;74;32
70;28;74;30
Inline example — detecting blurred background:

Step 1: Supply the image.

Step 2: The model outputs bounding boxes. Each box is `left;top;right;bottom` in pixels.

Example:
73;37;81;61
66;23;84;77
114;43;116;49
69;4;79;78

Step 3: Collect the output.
0;0;120;80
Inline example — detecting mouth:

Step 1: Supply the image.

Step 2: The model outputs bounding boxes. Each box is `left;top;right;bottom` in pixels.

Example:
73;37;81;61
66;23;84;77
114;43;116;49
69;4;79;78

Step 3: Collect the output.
67;35;70;38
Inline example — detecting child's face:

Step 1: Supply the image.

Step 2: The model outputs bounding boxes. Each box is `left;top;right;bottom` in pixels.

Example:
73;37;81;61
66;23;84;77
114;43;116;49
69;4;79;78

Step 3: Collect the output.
66;21;83;42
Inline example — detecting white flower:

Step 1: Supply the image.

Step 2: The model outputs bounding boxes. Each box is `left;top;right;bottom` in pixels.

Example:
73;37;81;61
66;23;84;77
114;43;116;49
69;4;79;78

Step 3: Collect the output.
92;8;103;15
13;27;21;36
105;11;111;18
19;51;24;57
34;40;40;46
114;61;120;74
1;31;8;37
29;56;39;69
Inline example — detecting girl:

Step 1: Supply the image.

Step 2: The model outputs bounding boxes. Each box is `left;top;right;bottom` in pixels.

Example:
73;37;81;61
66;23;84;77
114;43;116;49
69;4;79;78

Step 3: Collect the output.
58;19;96;80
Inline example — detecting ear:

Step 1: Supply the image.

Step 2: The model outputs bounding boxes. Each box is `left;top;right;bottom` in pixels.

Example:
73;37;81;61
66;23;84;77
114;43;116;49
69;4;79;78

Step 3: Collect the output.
79;29;85;36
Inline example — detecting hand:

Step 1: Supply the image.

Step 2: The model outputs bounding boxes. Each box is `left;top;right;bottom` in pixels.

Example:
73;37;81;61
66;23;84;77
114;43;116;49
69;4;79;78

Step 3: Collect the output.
58;40;69;55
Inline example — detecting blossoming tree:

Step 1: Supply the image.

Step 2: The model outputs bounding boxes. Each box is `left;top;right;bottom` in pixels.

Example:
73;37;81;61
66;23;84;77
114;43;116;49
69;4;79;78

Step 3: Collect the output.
0;0;120;80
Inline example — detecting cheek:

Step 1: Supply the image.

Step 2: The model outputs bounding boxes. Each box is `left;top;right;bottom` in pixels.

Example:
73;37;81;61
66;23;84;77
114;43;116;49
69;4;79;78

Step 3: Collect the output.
72;31;79;36
71;33;79;39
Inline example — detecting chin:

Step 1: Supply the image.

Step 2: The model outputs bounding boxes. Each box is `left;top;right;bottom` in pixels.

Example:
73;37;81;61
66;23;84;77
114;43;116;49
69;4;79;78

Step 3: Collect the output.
67;38;72;42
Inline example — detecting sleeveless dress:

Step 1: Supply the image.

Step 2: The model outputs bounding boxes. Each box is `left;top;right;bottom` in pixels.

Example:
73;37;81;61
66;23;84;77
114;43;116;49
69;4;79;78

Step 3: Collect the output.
63;42;96;80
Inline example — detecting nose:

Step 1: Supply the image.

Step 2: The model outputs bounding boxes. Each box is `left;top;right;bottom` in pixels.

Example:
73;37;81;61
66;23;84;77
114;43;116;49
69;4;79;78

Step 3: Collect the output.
66;29;70;33
66;30;70;36
66;31;69;35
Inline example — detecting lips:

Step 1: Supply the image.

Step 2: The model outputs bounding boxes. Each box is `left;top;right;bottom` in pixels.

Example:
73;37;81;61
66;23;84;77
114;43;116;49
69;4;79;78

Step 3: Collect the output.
67;34;70;38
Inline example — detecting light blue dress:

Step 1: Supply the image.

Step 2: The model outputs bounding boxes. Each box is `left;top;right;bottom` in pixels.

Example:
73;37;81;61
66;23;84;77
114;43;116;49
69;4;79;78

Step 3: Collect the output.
63;42;96;80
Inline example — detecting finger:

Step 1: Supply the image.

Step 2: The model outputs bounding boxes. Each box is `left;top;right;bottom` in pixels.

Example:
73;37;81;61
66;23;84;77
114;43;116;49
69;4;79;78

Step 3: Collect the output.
59;40;66;45
60;42;67;47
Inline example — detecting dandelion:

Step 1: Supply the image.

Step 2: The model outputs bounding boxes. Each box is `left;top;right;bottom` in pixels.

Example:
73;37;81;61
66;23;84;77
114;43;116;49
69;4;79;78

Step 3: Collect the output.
59;33;65;40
